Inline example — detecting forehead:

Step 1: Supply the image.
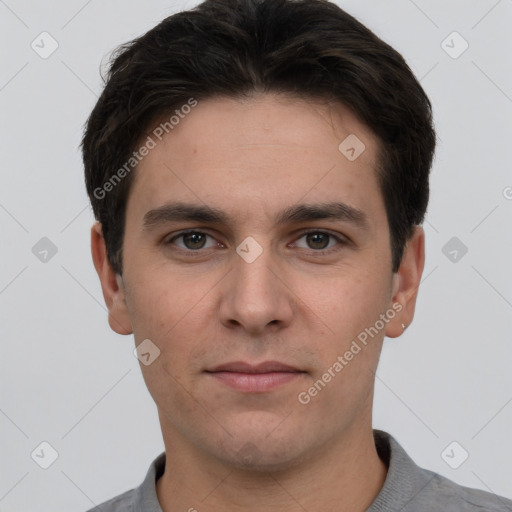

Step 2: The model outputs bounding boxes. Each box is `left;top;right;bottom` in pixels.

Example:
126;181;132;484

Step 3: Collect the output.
128;94;385;228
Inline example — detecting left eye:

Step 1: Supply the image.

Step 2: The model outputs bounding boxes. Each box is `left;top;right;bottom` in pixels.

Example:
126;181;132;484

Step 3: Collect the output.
294;231;341;250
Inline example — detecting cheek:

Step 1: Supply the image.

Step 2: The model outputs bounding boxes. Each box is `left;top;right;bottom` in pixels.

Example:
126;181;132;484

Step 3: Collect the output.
125;266;229;379
302;273;387;411
300;263;390;337
299;265;391;407
124;261;213;337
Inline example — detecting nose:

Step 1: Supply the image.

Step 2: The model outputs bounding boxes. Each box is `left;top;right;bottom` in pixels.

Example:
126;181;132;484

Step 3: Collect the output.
218;241;294;336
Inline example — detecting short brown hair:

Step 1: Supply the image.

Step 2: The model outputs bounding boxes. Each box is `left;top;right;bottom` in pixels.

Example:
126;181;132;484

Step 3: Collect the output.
82;0;436;274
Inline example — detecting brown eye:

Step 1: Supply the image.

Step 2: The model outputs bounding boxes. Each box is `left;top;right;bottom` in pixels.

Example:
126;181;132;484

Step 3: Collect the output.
168;231;217;251
305;232;331;250
182;232;207;250
294;231;343;251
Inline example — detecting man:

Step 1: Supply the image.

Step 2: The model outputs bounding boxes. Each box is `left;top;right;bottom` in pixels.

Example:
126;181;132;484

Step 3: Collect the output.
82;0;512;510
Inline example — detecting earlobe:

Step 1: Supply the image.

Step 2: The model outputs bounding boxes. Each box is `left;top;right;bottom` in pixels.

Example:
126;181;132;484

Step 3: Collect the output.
385;226;425;339
90;222;133;335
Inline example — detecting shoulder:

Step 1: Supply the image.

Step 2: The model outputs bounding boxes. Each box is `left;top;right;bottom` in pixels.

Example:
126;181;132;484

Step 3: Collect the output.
84;488;137;512
370;431;512;512
82;451;166;512
413;470;512;512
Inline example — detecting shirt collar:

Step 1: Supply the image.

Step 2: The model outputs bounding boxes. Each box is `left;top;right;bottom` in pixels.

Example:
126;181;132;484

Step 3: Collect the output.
132;430;432;511
368;430;435;511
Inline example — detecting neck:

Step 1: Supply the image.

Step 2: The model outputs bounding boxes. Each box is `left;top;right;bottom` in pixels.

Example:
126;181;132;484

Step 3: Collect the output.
156;424;387;512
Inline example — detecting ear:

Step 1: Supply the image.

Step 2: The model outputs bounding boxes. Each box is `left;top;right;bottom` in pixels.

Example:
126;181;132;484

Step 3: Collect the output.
385;226;425;338
90;222;133;335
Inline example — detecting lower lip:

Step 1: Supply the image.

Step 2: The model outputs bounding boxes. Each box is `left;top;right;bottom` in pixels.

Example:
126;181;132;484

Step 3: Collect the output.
207;371;303;392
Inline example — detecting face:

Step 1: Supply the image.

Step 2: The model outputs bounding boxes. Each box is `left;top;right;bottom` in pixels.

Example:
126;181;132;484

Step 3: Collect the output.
93;93;422;471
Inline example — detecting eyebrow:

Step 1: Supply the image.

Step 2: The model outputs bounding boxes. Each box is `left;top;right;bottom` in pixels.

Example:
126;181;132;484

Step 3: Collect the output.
142;201;369;230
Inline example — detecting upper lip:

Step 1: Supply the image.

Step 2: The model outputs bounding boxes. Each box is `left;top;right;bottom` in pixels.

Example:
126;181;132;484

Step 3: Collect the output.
207;361;302;373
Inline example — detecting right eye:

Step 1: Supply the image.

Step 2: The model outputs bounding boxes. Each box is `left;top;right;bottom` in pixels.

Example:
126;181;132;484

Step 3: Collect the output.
166;230;221;251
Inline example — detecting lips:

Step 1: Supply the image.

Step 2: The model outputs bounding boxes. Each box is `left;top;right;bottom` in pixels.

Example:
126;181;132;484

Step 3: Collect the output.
205;361;305;392
207;361;301;374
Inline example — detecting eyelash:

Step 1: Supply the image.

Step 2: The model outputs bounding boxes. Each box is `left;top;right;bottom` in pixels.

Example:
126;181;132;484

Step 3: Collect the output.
165;229;347;256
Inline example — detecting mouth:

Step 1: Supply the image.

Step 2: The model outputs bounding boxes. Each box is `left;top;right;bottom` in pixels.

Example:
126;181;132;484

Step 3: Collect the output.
205;361;306;393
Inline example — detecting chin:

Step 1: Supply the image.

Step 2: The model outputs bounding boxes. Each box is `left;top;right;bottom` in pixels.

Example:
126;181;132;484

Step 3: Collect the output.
212;422;312;472
224;444;307;473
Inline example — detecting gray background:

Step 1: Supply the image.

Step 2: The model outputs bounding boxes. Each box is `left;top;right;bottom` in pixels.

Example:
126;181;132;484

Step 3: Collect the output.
1;0;511;510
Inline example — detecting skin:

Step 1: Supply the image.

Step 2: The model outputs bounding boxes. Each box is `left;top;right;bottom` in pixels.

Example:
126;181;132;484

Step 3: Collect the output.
91;93;425;511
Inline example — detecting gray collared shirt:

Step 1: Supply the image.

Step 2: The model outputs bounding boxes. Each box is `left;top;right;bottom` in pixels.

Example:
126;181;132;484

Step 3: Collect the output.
86;430;512;511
